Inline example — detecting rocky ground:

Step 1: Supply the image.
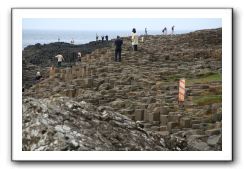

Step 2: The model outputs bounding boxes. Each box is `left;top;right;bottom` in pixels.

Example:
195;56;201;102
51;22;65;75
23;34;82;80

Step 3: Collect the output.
22;41;112;89
22;28;222;151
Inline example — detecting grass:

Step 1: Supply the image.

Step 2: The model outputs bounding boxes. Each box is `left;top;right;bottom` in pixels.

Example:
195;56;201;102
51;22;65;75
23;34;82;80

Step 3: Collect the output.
187;73;221;85
193;95;222;106
162;72;221;86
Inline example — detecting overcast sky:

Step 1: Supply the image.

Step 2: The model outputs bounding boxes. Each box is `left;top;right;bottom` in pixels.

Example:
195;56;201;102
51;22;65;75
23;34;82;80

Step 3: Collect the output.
23;18;221;31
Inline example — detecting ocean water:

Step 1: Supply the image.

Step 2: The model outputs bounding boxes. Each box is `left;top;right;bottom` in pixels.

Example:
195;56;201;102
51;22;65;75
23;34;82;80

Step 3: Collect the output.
22;29;192;49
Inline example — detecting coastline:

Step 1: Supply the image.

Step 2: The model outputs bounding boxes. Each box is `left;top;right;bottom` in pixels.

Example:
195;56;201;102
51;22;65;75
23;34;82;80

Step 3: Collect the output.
22;28;223;151
22;28;222;89
22;29;196;49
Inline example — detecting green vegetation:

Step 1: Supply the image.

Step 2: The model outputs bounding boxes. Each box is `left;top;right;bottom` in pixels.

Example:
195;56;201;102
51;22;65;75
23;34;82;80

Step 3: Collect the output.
163;72;221;86
193;95;222;106
188;73;221;85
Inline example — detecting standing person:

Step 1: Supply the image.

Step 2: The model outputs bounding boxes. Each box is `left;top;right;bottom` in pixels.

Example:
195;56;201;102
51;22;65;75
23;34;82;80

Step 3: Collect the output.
114;36;123;62
70;38;74;44
105;35;108;41
162;28;165;34
145;27;148;35
96;33;99;41
77;52;82;62
141;36;144;43
35;71;42;81
171;25;175;35
131;28;139;51
101;36;104;42
164;27;167;35
55;54;64;67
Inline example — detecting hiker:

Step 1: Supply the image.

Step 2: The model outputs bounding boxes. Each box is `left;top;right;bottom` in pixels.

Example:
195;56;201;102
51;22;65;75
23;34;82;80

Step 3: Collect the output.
55;54;64;67
35;71;42;81
105;35;108;41
145;27;148;35
96;33;99;41
77;52;82;62
171;25;175;35
70;39;74;44
141;36;144;43
114;36;123;62
163;27;167;35
131;28;139;51
101;36;104;42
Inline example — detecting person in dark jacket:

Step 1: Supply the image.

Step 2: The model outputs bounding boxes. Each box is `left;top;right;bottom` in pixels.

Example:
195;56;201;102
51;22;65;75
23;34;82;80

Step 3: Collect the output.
171;25;175;35
114;36;123;62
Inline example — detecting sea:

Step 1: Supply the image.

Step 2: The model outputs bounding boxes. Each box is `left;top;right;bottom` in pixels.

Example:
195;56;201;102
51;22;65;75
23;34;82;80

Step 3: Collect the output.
22;29;192;49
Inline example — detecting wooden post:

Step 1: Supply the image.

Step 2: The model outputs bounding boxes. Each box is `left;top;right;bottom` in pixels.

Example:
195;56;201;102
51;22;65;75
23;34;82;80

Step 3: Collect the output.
178;78;186;107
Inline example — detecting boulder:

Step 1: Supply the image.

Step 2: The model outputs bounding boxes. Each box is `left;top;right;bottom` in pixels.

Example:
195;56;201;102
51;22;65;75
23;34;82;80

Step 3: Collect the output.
207;134;222;146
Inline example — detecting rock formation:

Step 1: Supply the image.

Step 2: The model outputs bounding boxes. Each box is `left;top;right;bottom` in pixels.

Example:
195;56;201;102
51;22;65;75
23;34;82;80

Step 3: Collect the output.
22;28;222;151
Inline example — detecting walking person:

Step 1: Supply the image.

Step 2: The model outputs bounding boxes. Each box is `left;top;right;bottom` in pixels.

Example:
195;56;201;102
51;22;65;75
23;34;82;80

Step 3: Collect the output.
171;25;175;35
114;36;123;62
164;27;167;35
101;35;104;42
145;27;148;36
35;71;42;82
55;54;64;67
105;35;108;41
162;28;165;34
131;28;139;51
77;52;82;62
70;38;74;44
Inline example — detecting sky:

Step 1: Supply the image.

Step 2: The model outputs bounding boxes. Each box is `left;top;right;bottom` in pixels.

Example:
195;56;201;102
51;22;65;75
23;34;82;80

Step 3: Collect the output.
22;18;222;31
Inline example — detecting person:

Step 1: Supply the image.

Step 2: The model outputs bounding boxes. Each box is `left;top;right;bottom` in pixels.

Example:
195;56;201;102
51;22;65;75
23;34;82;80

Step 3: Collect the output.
77;52;82;62
70;38;74;44
55;54;64;67
96;33;99;41
114;36;123;62
141;36;144;43
145;27;148;35
171;25;175;35
101;36;104;42
131;28;139;51
35;71;42;81
105;35;108;41
164;27;167;35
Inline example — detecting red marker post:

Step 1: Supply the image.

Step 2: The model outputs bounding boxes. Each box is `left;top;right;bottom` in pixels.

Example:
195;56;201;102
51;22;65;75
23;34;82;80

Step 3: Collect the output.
178;78;186;106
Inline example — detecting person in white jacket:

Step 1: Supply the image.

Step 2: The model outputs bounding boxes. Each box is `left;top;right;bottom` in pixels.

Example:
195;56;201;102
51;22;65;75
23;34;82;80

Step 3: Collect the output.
77;52;82;62
131;28;139;51
55;54;64;67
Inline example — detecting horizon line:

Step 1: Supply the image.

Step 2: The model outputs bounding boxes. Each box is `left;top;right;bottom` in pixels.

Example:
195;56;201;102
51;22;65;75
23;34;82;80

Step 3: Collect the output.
23;27;221;32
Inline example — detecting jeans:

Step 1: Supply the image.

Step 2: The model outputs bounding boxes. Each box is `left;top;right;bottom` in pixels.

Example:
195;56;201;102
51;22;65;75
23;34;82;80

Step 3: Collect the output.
58;61;61;67
115;49;121;62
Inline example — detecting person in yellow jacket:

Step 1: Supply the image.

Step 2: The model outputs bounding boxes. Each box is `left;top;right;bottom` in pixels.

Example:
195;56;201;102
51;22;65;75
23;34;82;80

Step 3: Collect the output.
131;28;139;51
